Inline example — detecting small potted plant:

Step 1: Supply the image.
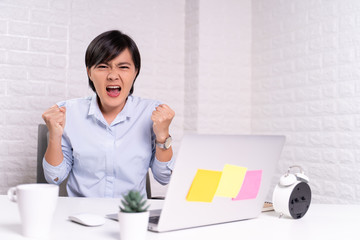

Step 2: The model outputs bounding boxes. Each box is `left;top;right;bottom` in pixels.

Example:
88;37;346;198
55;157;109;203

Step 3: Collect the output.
118;190;150;240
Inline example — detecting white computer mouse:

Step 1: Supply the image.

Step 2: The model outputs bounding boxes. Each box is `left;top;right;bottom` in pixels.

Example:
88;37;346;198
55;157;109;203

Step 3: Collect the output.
69;213;106;227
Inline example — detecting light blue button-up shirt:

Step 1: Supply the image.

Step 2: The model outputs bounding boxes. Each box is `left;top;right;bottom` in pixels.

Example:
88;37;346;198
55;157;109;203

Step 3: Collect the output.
43;95;174;198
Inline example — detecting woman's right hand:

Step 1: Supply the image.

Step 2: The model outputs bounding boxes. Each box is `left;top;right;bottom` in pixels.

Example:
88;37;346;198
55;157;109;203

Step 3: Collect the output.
42;105;66;140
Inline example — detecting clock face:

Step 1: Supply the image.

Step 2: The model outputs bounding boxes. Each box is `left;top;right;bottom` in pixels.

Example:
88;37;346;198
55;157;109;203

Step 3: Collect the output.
288;182;312;219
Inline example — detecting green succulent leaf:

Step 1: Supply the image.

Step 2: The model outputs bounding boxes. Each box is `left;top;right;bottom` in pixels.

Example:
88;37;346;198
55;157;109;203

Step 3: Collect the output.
139;199;147;208
119;190;149;213
120;200;129;208
124;194;132;203
143;204;150;212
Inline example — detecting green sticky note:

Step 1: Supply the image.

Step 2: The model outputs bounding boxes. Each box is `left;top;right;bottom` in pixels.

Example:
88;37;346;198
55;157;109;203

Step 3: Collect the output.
186;169;222;202
215;164;247;198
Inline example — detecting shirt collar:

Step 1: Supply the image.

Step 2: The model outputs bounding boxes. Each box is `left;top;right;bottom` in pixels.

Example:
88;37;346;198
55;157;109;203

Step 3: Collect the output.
88;94;99;116
88;94;134;126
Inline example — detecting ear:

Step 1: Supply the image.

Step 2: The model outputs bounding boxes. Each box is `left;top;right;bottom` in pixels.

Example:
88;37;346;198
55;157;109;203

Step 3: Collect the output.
87;67;92;81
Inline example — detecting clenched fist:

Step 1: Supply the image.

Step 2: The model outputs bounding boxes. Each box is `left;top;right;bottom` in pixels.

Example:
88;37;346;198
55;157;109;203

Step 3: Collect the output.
151;104;175;142
42;105;66;140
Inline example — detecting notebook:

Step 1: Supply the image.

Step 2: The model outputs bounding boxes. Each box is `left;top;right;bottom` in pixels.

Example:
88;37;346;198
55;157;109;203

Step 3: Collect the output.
109;134;285;232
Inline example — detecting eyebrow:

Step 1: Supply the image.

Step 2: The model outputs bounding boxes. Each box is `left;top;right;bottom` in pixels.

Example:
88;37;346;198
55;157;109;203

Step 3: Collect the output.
95;61;132;67
115;62;132;66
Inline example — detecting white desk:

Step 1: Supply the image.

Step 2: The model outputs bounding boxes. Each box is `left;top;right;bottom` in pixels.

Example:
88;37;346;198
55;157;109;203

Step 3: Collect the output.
0;195;358;240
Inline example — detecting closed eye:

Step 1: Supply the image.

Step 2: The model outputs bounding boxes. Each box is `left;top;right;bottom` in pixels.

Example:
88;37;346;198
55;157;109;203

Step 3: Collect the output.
116;62;132;69
96;64;108;69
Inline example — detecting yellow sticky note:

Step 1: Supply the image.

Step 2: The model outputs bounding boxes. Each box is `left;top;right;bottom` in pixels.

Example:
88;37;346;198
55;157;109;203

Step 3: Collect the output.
186;169;222;202
215;164;247;198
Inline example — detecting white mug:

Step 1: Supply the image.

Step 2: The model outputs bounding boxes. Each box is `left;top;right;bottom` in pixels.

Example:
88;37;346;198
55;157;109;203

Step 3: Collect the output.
8;183;59;239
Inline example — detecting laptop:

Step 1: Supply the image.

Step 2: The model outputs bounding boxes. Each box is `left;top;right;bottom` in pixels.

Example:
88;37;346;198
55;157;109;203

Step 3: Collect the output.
109;134;285;232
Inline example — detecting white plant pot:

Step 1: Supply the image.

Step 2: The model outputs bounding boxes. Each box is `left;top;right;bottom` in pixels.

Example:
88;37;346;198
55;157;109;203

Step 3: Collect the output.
118;211;149;240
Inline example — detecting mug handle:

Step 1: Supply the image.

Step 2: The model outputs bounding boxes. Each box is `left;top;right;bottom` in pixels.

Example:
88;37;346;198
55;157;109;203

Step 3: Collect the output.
7;187;17;202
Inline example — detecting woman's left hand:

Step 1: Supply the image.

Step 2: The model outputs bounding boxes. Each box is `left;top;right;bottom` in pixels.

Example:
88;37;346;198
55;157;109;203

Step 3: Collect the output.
151;104;175;142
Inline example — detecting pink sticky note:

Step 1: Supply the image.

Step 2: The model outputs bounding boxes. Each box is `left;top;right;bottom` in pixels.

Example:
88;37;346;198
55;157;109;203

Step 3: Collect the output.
233;170;262;201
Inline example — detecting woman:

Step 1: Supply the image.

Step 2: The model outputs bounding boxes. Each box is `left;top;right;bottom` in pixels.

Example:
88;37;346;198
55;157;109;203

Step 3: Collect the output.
42;30;175;198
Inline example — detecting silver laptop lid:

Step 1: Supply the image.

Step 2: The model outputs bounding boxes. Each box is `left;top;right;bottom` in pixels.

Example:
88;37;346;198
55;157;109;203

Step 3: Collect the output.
154;134;285;232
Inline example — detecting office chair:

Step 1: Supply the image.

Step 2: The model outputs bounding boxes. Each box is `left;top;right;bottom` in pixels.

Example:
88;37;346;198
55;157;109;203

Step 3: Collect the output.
37;124;153;199
37;124;68;196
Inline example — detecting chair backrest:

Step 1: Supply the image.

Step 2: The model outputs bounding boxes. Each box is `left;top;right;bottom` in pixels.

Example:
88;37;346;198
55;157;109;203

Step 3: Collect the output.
36;124;48;184
37;124;153;199
37;124;68;196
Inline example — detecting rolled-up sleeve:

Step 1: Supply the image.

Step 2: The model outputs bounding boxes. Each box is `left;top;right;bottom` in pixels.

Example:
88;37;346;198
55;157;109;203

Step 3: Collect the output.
43;157;67;184
150;157;174;185
42;133;73;185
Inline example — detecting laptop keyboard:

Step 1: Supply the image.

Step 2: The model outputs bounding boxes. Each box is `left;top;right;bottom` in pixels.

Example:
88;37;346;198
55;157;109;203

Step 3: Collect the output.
149;216;160;224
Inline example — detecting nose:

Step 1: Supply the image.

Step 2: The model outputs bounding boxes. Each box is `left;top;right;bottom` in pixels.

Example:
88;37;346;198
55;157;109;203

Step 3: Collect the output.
107;69;120;81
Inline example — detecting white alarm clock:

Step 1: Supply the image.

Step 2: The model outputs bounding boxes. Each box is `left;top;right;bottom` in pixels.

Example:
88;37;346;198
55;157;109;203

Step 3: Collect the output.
272;165;311;219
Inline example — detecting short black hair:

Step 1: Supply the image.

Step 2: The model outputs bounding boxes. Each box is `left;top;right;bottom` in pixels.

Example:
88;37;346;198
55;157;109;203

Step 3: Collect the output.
85;30;141;95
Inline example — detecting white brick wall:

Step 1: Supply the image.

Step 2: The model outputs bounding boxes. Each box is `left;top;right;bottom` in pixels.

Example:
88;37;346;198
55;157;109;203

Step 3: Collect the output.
252;0;360;204
185;0;199;133
197;0;252;134
2;0;358;204
0;0;185;196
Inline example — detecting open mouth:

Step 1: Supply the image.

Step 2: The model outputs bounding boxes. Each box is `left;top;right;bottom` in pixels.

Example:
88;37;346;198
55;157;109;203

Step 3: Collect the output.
106;85;121;97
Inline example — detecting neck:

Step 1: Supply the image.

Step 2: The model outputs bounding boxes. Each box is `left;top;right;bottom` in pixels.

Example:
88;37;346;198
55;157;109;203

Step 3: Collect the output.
97;96;126;125
102;111;119;125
